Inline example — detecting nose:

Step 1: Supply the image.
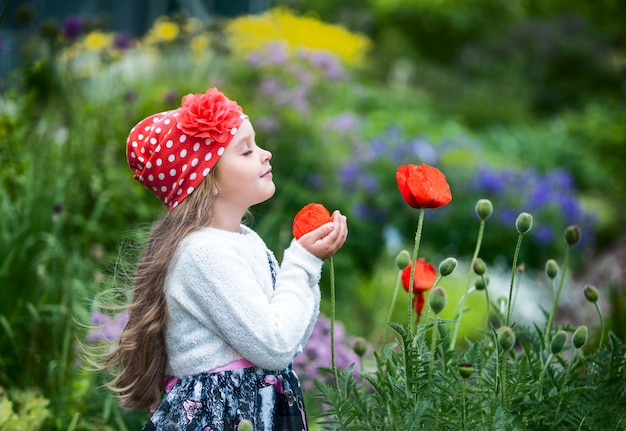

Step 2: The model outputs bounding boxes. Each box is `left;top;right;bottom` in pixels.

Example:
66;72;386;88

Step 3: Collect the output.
262;148;272;162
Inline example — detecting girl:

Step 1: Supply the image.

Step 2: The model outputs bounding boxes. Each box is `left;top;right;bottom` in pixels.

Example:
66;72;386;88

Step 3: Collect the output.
103;87;348;430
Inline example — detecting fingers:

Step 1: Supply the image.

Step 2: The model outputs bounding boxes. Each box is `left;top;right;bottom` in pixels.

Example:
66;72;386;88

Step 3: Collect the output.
297;210;348;260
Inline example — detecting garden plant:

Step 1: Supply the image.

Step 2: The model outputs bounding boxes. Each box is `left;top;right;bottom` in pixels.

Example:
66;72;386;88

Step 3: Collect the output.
1;3;625;430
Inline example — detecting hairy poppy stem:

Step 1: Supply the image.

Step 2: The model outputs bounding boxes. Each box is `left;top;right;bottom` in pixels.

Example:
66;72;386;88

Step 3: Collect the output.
594;301;605;348
383;270;402;345
450;219;485;350
506;233;524;326
408;208;425;332
544;246;570;345
329;256;339;391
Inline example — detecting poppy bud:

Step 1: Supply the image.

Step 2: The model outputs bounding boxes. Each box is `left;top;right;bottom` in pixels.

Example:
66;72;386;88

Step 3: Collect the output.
353;337;368;357
515;212;533;235
475;199;493;220
459;363;474;379
429;286;446;315
439;257;458;277
545;259;559;280
395;250;411;270
551;330;567;355
238;419;253;431
473;258;486;276
497;326;516;352
564;225;581;246
573;325;588;349
583;284;599;303
474;276;489;291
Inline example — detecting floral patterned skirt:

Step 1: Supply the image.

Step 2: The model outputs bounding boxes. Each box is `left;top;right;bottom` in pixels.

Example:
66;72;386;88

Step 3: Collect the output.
142;364;308;431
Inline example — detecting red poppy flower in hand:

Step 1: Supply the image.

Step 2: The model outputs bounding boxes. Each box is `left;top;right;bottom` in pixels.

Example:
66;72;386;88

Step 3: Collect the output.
396;163;452;209
293;203;332;239
402;258;437;316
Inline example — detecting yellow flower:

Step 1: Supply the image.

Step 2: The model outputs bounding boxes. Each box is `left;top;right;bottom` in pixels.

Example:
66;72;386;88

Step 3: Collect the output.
190;34;210;55
83;31;113;52
226;8;370;67
150;17;180;42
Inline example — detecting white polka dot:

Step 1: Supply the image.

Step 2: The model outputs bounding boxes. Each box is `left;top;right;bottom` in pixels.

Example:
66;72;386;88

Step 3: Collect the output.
146;161;152;169
190;172;197;180
148;174;154;181
205;138;211;145
173;201;178;208
230;128;237;135
191;158;199;167
204;152;212;161
180;134;187;143
187;186;194;194
178;179;184;185
168;154;175;163
166;140;174;148
155;145;161;152
150;137;157;145
202;168;210;176
193;143;200;151
156;158;162;166
177;188;183;195
173;112;179;117
130;151;136;159
138;134;144;140
144;126;150;131
155;127;161;133
158;173;165;180
170;168;176;176
218;147;225;156
164;119;171;125
153;117;160;122
180;149;187;157
138;156;144;163
161;186;167;192
140;147;146;154
152;186;158;192
132;141;138;148
182;164;187;172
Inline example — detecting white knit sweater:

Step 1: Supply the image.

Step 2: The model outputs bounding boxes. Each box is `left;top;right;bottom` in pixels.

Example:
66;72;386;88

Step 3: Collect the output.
164;225;323;377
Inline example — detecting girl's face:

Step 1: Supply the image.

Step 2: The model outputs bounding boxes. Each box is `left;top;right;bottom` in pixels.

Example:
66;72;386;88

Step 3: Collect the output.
215;119;275;212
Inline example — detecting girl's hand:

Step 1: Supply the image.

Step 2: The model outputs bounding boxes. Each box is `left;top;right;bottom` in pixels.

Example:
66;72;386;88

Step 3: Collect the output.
297;210;348;260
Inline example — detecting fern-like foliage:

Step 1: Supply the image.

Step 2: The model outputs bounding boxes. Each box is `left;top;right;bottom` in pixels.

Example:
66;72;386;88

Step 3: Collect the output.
314;320;626;430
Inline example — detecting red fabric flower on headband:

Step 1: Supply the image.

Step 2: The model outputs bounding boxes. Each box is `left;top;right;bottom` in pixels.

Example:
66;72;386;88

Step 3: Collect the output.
293;203;332;239
179;88;245;144
126;87;247;210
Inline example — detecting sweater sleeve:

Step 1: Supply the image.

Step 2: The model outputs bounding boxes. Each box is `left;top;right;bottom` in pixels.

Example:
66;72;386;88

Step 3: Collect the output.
169;235;322;371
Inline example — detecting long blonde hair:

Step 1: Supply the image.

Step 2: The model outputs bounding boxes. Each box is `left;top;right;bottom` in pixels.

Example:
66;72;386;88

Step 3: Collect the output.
101;169;220;410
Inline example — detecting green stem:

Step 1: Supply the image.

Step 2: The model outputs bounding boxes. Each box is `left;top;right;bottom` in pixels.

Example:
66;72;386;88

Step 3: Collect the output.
407;208;425;333
506;233;524;326
536;352;553;400
501;349;508;408
484;278;491;329
330;256;339;390
544;247;571;346
382;270;402;345
450;219;485;350
594;302;605;349
462;382;467;431
428;315;439;394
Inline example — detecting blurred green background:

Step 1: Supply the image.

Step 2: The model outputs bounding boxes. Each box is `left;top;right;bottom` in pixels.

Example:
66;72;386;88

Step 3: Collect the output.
1;0;624;428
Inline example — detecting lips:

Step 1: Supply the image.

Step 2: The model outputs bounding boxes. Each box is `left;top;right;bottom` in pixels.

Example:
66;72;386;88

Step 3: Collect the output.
261;167;273;178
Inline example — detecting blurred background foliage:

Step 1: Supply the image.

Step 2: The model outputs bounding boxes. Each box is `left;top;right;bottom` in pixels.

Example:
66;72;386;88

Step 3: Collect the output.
1;0;625;428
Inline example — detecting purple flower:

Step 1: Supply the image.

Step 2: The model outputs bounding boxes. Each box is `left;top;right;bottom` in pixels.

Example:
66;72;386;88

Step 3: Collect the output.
86;311;128;343
113;32;134;51
247;41;289;67
294;314;360;390
63;15;83;40
297;48;346;80
324;113;359;134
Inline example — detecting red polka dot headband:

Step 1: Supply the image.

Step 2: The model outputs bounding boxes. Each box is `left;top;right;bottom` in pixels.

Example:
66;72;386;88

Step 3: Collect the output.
126;88;248;210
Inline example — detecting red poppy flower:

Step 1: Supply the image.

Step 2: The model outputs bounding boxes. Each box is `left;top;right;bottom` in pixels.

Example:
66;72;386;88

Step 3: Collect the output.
293;203;332;239
396;163;452;209
402;258;436;316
